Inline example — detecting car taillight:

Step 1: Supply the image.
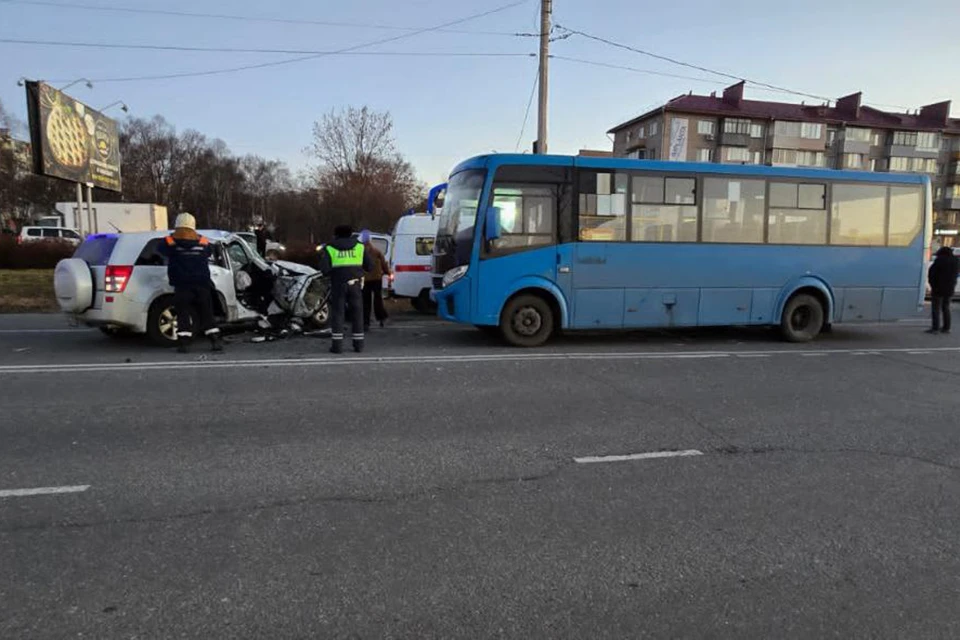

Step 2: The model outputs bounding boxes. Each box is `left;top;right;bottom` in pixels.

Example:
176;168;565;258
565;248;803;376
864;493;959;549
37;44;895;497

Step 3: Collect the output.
105;265;133;293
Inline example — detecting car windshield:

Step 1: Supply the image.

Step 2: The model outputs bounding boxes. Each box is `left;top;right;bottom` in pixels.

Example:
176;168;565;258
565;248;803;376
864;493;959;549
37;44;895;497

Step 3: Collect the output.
437;169;484;241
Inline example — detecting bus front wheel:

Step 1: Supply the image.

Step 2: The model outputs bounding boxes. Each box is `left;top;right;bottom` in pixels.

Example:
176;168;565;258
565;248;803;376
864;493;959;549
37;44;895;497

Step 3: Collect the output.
501;294;554;347
780;294;824;343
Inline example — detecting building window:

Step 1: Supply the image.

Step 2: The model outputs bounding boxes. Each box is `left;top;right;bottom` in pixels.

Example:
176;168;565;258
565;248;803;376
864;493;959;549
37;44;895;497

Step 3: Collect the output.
906;157;936;173
578;172;627;242
936;187;943;199
625;150;640;159
844;153;864;169
630;175;697;242
768;182;827;244
827;128;839;144
697;120;715;136
702;178;765;244
889;157;909;172
800;123;823;139
916;132;939;150
638;126;645;139
774;121;802;137
724;118;752;135
772;148;797;165
869;159;877;171
845;127;873;143
888;186;923;246
753;151;762;165
626;130;634;142
649;121;659;136
892;131;918;147
796;151;825;167
749;124;764;138
872;132;882;146
830;183;887;246
696;148;712;162
725;147;751;163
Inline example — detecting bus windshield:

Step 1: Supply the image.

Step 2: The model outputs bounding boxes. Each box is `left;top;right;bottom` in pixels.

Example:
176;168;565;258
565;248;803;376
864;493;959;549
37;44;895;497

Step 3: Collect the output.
437;169;484;243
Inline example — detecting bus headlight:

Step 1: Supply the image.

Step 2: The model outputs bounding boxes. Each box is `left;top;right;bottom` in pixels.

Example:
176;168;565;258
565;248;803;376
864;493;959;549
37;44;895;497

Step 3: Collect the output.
442;265;469;288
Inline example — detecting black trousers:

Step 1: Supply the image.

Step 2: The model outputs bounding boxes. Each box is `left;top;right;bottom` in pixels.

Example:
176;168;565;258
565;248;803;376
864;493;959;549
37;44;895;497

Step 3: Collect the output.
931;295;952;332
174;285;217;339
363;280;388;328
330;281;364;344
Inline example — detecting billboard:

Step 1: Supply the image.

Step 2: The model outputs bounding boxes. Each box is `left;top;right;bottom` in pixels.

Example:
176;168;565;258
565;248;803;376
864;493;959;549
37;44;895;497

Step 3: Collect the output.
24;81;122;192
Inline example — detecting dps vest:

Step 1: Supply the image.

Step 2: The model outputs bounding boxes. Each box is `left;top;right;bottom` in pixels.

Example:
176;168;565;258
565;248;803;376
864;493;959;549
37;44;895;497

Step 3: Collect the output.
325;243;365;268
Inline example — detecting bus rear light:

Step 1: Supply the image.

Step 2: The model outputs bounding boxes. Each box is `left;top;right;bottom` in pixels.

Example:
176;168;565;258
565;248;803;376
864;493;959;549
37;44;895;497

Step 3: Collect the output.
105;265;134;293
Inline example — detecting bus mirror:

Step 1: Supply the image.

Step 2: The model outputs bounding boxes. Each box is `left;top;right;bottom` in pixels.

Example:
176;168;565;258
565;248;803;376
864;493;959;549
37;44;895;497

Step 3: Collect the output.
484;206;502;241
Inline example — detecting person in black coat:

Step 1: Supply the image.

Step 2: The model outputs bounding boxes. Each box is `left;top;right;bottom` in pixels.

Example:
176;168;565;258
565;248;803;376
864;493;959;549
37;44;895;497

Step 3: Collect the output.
157;213;224;353
927;246;959;334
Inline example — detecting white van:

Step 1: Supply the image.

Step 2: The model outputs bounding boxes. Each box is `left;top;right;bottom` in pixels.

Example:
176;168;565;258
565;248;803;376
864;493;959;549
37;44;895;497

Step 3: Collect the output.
387;214;438;312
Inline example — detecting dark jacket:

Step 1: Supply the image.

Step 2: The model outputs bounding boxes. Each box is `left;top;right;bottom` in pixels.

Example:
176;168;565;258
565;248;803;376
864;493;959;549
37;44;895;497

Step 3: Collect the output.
157;229;213;289
363;242;391;282
928;247;959;297
318;236;374;286
254;227;271;255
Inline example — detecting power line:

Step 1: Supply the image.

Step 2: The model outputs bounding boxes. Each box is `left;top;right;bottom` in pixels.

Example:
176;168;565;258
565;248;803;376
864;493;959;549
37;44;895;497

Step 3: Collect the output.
551;55;727;86
0;0;532;37
0;37;536;57
555;24;834;103
40;1;528;83
515;67;539;151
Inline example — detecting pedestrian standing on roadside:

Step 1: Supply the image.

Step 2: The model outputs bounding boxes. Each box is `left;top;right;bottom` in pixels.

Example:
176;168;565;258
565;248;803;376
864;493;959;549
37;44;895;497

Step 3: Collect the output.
927;246;958;334
318;224;373;354
359;229;392;330
157;213;224;353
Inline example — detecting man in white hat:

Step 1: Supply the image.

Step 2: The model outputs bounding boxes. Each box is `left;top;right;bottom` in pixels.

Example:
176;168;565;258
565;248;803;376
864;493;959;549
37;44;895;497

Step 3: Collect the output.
157;213;224;353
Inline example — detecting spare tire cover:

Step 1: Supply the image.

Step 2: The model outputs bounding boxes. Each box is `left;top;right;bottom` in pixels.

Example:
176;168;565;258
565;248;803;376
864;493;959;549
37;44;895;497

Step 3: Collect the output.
54;258;94;313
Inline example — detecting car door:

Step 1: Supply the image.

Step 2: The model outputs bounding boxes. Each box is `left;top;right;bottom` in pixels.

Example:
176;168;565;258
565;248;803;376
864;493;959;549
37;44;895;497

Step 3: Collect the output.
220;239;262;321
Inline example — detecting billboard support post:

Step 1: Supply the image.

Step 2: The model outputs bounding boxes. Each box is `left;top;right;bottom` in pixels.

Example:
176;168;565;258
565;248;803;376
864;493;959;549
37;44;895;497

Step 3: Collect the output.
75;182;83;235
85;184;94;234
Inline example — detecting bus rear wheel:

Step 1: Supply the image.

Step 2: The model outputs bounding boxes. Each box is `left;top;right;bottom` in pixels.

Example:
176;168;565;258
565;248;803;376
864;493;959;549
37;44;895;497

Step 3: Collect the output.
780;293;824;343
501;294;554;347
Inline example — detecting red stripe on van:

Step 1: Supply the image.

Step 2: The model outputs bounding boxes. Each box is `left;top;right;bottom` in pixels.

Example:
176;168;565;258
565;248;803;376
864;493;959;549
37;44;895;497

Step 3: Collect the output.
394;265;432;272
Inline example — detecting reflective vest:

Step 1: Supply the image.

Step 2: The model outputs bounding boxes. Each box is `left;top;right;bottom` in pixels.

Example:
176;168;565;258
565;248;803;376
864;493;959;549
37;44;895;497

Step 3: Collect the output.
325;243;364;268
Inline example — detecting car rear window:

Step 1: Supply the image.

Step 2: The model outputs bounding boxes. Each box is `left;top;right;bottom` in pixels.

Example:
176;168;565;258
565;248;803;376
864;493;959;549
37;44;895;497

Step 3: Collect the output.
415;237;434;256
74;235;119;265
136;238;168;266
26;228;41;237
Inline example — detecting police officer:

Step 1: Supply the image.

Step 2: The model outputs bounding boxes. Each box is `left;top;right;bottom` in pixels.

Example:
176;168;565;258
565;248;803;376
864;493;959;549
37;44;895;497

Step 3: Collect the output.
318;225;373;353
157;213;223;353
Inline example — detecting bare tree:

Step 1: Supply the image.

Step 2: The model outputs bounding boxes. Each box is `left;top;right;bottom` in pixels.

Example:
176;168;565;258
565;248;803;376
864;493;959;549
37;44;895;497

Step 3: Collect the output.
308;105;423;236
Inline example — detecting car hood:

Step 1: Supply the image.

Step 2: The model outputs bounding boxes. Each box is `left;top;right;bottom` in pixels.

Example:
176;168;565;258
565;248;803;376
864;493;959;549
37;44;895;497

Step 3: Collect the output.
273;260;315;276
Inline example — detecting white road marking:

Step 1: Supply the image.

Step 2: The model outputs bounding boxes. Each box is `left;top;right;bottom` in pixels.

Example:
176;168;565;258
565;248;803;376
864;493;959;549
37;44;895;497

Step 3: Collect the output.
0;329;94;334
0;484;90;498
907;351;932;355
1;346;959;375
801;353;828;357
735;354;770;358
574;450;704;464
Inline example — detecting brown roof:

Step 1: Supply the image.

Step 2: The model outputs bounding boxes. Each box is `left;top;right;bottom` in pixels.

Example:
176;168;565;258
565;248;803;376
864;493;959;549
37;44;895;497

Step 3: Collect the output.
609;82;960;135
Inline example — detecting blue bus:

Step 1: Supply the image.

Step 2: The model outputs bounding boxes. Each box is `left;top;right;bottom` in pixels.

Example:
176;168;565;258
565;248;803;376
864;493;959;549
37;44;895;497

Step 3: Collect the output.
432;154;931;346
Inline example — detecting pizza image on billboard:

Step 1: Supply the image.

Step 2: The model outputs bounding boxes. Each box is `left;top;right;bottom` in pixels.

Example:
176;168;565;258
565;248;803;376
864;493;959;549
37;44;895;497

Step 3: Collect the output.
25;81;122;192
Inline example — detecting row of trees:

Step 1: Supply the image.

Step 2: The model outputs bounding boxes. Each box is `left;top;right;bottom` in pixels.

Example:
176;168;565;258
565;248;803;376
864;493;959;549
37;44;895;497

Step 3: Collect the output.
0;99;424;245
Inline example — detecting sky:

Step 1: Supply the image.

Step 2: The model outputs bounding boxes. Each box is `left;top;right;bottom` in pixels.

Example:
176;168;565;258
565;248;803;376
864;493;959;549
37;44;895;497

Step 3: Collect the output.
1;0;959;187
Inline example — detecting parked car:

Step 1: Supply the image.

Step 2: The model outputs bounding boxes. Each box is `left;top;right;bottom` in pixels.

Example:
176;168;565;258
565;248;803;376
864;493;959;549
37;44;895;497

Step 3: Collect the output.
924;247;960;299
236;231;286;259
53;230;329;345
19;226;82;246
386;214;439;312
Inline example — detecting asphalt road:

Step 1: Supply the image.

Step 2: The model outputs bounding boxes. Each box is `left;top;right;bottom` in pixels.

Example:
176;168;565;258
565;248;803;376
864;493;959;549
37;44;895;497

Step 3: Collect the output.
2;310;960;638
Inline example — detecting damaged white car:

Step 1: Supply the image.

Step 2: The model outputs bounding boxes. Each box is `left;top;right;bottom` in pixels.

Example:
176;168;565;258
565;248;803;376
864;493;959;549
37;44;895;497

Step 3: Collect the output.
54;230;330;345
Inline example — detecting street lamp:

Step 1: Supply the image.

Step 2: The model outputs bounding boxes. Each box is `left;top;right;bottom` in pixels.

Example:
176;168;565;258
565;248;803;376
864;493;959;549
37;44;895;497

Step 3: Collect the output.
100;101;129;113
59;78;93;91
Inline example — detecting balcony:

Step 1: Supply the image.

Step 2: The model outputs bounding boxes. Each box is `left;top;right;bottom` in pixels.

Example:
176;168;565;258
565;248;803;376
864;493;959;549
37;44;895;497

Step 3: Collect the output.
840;138;872;155
718;131;750;147
887;143;939;159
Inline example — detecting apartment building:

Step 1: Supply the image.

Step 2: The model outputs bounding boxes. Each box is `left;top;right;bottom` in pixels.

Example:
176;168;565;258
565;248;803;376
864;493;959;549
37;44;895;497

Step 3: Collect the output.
608;82;960;245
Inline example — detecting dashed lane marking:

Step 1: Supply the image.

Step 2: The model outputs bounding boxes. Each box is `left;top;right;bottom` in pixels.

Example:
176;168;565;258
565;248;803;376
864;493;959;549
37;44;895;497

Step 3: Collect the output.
574;450;704;464
0;485;90;498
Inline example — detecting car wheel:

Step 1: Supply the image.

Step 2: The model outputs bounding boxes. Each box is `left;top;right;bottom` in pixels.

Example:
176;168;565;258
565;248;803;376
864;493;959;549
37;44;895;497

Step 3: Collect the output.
147;296;195;346
310;301;330;329
500;294;554;347
780;293;824;343
99;326;131;338
411;290;437;315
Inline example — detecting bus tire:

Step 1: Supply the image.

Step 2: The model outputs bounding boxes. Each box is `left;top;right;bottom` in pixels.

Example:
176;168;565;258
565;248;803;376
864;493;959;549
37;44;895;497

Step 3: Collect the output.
780;293;824;343
500;294;554;347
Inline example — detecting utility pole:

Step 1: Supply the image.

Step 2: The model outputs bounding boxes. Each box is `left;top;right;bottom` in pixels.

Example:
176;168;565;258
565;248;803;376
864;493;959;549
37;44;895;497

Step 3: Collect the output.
536;0;551;154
